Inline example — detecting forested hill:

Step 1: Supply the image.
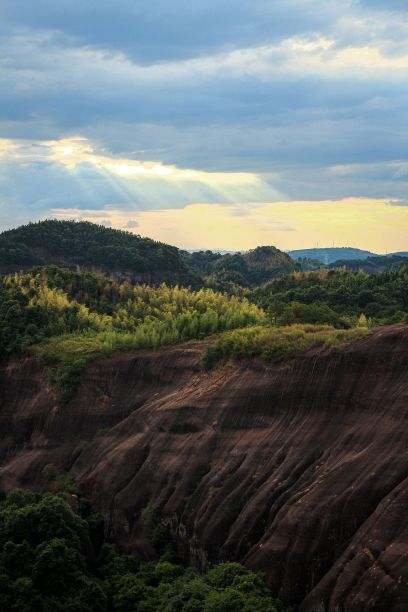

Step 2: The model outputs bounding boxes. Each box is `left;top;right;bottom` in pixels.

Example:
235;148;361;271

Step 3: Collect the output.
0;220;298;289
185;246;297;291
0;220;196;285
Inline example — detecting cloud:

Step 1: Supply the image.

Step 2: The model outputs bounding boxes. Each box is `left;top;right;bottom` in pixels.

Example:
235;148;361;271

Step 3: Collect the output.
1;22;407;180
0;1;350;63
0;136;281;222
0;0;408;247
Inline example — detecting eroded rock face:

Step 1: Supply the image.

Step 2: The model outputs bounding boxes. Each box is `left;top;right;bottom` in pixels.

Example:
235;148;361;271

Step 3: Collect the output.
0;327;408;610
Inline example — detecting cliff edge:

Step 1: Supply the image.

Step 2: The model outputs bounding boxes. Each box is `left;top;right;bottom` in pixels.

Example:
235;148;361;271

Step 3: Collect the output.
0;325;407;610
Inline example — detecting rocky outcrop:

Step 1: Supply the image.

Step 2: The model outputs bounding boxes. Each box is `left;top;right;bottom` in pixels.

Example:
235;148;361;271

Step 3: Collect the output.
0;326;408;610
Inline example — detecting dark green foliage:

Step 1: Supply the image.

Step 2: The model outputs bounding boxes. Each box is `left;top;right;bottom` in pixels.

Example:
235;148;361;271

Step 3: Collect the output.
0;220;197;285
0;280;45;359
277;302;349;328
32;538;86;595
183;250;224;275
330;254;408;274
42;464;79;495
203;246;299;293
0;489;284;611
294;257;322;272
0;489;100;611
250;267;408;325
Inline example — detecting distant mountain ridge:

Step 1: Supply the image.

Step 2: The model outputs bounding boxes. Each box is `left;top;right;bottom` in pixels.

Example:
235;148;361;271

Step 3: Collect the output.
288;247;408;272
330;254;408;273
288;247;376;264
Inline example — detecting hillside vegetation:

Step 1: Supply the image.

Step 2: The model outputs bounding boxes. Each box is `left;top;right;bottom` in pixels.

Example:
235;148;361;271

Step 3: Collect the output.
0;221;296;288
186;246;297;292
0;267;263;398
250;267;408;325
0;487;284;611
1;263;407;399
1;222;407;403
201;324;369;370
0;220;196;285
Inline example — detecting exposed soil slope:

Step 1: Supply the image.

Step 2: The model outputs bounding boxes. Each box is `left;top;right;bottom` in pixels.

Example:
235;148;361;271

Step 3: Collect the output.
0;326;407;610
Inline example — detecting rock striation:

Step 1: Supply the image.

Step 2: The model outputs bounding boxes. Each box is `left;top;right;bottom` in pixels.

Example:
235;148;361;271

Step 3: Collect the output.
0;325;408;610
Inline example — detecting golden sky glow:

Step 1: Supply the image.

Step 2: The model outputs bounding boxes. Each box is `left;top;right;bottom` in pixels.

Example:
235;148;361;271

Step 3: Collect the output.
1;136;275;200
2;136;408;252
48;198;408;253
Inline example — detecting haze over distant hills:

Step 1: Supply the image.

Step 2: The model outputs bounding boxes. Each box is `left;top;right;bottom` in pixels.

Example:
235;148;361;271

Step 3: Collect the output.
288;247;376;264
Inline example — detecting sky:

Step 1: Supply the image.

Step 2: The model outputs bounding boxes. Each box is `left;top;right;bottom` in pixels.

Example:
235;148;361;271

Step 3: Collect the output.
1;0;408;252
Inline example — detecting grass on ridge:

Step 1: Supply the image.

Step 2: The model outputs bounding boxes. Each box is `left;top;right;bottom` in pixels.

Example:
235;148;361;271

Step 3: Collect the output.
36;323;370;401
201;324;370;370
36;327;185;402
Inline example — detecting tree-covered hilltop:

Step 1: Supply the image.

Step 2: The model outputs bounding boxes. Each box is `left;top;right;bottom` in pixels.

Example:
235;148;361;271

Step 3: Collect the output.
1;264;407;399
185;246;297;292
0;267;264;398
0;221;298;289
0;267;262;357
0;487;285;611
0;220;198;285
250;266;408;325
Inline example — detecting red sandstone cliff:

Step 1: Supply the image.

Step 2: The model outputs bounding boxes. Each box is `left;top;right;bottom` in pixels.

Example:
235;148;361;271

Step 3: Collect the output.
0;325;407;610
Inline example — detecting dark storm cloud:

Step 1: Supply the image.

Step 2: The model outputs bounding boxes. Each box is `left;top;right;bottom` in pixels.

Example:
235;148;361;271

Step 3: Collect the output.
1;0;344;63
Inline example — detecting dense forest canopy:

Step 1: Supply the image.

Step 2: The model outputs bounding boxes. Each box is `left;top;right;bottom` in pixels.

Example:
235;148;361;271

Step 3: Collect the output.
1;263;406;403
186;246;297;290
0;266;263;398
0;221;296;289
0;220;197;284
0;487;285;611
0;267;262;357
250;267;408;325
